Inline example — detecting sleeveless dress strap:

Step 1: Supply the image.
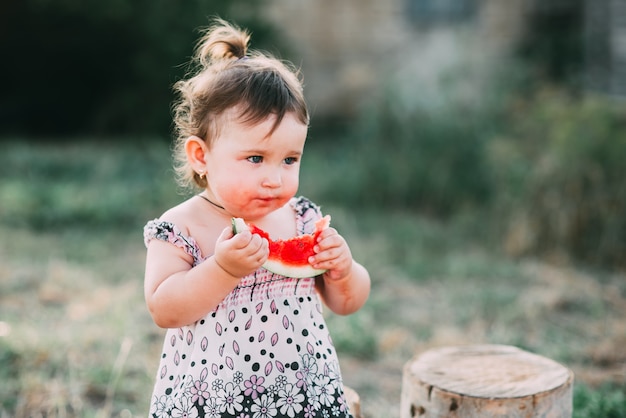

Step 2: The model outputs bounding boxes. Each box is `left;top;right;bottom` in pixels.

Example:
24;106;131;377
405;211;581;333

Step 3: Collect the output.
143;219;204;263
292;196;323;235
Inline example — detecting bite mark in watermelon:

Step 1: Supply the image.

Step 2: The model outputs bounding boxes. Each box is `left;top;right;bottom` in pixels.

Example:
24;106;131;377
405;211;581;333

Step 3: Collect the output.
231;215;331;278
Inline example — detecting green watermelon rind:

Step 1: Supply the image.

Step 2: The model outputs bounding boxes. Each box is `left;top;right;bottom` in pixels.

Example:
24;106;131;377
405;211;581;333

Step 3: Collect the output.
231;217;327;278
262;259;326;279
231;218;249;234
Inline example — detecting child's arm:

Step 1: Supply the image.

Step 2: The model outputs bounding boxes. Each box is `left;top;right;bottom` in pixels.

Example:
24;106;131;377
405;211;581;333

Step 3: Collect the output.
311;228;371;315
144;227;268;328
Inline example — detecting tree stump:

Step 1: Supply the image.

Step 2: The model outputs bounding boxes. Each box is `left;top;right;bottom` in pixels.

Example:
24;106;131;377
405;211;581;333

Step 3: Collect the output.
401;345;574;418
345;386;363;418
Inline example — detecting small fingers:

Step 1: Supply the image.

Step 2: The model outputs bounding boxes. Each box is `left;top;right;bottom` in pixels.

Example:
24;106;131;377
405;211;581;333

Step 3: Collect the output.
311;246;341;263
256;250;269;265
247;235;269;262
227;232;268;260
316;227;338;243
250;233;267;250
230;230;252;248
217;226;235;242
315;230;346;254
310;230;352;274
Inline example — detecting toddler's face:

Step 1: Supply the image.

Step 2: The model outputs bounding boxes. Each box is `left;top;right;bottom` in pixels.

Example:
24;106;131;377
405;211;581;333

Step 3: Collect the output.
204;111;308;221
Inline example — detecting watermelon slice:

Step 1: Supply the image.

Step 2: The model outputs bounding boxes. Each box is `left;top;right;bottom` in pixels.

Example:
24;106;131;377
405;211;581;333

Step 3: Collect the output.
231;215;331;278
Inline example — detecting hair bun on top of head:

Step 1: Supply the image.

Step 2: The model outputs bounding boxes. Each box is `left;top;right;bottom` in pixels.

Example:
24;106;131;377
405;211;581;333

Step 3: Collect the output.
172;17;309;190
196;18;250;66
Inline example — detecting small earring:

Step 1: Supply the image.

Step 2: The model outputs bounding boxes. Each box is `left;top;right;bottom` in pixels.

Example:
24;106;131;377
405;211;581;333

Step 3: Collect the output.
198;171;206;179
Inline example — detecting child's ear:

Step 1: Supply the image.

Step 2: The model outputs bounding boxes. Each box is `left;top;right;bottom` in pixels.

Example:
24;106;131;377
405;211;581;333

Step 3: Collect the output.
185;136;209;172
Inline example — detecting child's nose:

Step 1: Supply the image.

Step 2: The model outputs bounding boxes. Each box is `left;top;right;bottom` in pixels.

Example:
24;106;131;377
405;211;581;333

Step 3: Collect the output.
262;169;282;188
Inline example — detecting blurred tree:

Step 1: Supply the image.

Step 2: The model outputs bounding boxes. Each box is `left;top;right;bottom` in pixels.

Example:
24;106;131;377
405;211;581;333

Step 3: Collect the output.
0;0;280;139
517;0;585;88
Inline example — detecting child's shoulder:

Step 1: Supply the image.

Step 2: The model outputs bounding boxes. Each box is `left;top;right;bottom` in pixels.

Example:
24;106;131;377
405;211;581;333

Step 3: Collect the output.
156;197;202;236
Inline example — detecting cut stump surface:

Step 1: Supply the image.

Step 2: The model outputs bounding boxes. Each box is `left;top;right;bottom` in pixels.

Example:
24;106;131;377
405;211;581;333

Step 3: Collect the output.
345;385;363;418
401;344;574;418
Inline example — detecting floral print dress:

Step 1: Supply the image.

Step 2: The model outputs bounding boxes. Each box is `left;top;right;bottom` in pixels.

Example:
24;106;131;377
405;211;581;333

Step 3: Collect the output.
143;197;353;418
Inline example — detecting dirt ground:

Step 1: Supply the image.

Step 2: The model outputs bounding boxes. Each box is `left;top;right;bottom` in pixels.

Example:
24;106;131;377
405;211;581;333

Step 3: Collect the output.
337;261;626;418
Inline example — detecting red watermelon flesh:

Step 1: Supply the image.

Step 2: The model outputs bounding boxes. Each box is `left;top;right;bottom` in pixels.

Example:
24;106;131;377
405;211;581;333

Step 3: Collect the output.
231;215;331;278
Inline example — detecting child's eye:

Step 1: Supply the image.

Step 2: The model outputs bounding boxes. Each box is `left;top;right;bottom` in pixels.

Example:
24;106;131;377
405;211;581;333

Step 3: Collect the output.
247;156;263;164
284;157;298;165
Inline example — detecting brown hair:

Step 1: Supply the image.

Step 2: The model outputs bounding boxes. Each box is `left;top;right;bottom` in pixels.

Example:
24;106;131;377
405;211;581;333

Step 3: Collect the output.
172;18;310;189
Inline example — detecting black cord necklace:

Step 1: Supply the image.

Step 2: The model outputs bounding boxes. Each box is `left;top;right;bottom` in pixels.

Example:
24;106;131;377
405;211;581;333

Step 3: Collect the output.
197;194;226;210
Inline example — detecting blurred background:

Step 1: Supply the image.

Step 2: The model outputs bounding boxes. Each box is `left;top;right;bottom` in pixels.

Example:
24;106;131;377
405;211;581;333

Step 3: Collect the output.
1;0;625;417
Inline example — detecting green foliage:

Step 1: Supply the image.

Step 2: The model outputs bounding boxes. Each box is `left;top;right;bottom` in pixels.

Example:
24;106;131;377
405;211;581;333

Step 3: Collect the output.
490;89;626;268
573;383;626;418
0;140;182;230
0;341;21;412
0;1;280;138
319;88;493;217
325;313;378;360
320;78;626;270
516;0;584;86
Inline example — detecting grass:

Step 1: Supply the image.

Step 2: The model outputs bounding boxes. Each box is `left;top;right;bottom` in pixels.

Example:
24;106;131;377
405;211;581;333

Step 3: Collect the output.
1;140;625;417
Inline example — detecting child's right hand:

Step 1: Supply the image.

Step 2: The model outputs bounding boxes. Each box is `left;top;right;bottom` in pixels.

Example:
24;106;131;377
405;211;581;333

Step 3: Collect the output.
213;226;269;278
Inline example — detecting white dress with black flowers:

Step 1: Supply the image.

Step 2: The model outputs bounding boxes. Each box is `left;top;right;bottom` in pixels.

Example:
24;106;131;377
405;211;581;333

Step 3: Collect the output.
143;197;353;418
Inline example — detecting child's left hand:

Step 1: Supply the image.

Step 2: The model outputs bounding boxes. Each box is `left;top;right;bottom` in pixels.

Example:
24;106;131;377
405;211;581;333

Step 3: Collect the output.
309;227;353;281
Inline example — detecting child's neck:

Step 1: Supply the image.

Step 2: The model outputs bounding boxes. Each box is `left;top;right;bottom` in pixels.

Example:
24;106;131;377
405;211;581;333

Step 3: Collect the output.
196;193;236;219
197;193;225;211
